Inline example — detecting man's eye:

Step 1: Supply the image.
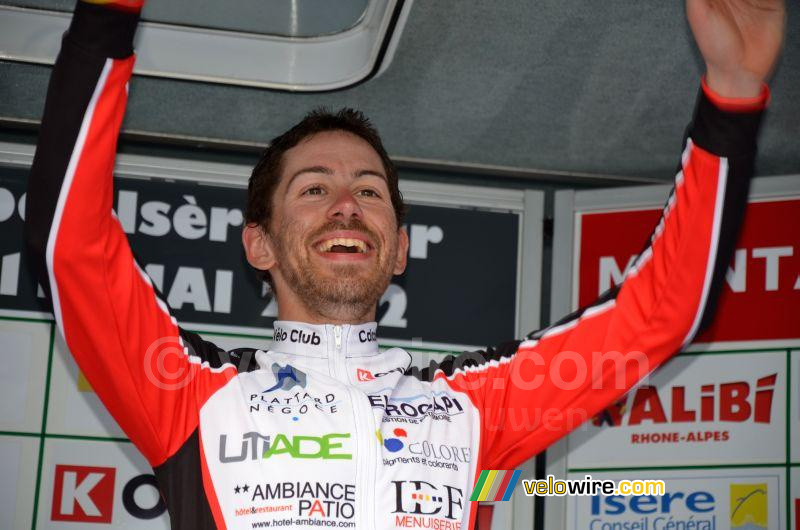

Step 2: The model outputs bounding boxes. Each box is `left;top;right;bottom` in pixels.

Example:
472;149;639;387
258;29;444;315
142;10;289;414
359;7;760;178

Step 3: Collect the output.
302;186;325;196
358;188;381;198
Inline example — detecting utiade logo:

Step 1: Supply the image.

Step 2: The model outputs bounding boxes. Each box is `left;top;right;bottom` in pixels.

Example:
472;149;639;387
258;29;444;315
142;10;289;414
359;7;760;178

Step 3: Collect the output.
219;432;352;462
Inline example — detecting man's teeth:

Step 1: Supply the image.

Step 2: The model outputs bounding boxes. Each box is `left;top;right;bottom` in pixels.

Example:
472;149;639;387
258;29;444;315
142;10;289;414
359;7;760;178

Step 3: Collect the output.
318;238;368;253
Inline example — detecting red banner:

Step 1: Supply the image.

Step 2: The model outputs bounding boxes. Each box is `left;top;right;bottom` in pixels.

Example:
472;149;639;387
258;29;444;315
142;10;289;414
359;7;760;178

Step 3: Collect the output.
578;198;800;342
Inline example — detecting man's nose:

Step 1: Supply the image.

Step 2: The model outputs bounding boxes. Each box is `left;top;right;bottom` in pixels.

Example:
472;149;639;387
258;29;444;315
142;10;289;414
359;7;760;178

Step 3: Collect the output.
326;188;363;221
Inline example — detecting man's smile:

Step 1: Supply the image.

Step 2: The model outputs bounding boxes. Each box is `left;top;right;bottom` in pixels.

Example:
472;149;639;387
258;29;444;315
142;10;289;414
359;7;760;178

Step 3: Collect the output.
311;230;376;262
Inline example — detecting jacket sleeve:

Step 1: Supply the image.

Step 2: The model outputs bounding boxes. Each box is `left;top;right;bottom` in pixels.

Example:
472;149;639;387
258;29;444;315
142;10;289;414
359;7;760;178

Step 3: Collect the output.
24;1;237;467
427;83;766;470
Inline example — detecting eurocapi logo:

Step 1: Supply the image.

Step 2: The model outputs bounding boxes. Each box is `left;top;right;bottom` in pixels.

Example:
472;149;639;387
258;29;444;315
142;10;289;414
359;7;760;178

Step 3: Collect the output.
730;483;767;530
369;391;465;424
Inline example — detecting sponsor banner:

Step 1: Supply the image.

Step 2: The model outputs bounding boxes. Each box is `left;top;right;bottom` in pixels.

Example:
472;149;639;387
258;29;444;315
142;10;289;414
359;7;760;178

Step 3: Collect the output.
792;351;799;464
577;198;800;343
0;318;49;432
567;352;786;468
0;435;39;529
37;438;169;528
0;168;520;347
566;467;785;530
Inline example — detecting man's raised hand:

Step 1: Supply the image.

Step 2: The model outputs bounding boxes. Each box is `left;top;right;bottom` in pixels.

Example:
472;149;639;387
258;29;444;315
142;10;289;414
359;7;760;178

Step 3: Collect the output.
687;0;786;97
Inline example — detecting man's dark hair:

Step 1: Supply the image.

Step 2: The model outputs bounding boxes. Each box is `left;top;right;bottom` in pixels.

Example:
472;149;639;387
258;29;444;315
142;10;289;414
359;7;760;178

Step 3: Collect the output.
246;107;406;230
245;107;408;287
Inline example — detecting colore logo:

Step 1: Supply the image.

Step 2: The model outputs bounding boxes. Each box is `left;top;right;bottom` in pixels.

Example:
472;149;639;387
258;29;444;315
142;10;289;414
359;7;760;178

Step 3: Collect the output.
381;428;408;452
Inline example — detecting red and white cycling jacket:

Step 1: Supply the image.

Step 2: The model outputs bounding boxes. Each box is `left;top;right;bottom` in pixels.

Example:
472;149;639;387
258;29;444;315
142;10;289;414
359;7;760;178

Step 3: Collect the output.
24;3;767;529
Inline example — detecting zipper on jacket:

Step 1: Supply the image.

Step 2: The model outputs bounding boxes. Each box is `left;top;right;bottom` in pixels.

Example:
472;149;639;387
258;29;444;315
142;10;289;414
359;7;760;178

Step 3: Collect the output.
334;325;342;351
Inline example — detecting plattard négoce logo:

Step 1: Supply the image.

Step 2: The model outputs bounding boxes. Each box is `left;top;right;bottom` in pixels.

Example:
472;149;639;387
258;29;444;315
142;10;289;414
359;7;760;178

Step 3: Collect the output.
730;483;768;530
392;480;464;529
379;428;471;471
265;363;306;392
219;432;352;463
232;481;356;524
248;363;341;417
369;391;465;424
590;373;777;443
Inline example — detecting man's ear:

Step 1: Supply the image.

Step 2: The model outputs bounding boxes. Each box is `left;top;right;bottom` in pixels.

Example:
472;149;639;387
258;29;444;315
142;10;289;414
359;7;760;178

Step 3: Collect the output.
393;226;409;275
242;223;277;272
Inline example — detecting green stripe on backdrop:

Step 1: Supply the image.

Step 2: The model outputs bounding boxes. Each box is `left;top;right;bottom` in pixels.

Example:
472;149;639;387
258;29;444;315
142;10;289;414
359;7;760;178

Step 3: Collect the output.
470;470;489;502
31;323;55;530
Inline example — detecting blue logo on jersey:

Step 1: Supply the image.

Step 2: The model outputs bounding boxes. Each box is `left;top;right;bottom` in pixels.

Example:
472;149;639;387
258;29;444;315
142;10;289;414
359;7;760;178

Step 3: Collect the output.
265;364;307;392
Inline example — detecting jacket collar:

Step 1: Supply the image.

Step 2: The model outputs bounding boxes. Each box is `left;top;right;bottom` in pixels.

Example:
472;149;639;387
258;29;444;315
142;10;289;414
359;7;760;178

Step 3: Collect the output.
266;320;380;358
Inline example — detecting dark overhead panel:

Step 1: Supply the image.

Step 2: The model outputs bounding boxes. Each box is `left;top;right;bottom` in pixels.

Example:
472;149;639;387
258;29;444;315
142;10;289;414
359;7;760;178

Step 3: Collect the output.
0;0;798;185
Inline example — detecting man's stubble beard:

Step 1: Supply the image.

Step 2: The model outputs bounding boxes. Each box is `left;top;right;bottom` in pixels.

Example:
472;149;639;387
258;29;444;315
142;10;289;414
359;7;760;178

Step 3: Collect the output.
272;218;398;322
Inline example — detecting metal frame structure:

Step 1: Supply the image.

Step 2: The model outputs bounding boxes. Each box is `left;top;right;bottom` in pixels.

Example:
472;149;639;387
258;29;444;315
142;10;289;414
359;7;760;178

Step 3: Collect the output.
0;0;412;91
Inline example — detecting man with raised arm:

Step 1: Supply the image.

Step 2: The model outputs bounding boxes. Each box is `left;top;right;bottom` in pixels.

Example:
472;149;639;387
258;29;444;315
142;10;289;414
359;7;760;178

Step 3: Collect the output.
25;0;785;528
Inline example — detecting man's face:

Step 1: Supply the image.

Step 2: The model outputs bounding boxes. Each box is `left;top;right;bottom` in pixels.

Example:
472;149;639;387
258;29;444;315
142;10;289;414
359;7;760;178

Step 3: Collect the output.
256;130;408;320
